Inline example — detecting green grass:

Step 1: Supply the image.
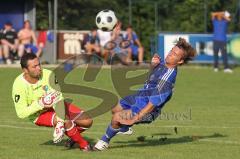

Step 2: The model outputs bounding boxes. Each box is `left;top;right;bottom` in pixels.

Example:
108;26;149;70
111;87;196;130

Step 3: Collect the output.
0;66;240;159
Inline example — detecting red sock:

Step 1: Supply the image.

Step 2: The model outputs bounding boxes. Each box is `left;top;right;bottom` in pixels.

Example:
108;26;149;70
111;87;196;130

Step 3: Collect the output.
65;126;88;149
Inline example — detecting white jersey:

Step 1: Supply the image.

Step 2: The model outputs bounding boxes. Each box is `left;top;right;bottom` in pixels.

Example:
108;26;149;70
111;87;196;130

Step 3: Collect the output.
97;29;112;47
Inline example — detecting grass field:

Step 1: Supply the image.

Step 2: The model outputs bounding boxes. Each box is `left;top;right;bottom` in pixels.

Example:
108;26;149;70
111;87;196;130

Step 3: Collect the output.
0;66;240;159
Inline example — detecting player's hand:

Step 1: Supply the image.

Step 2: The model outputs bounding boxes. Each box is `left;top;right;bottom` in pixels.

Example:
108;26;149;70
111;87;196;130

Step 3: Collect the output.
121;116;140;125
115;110;137;125
39;91;62;108
151;54;160;66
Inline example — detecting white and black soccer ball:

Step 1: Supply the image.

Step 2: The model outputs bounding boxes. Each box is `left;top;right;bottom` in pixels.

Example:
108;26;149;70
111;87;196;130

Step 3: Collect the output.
96;9;118;31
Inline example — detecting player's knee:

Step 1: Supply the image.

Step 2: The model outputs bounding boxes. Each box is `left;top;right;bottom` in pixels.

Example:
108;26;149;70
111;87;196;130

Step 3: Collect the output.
112;107;120;115
74;115;93;128
112;113;120;122
64;120;73;129
111;115;120;128
84;118;93;128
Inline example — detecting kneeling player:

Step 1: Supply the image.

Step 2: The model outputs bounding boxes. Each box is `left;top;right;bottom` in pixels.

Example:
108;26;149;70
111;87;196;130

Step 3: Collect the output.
12;53;92;151
94;38;196;150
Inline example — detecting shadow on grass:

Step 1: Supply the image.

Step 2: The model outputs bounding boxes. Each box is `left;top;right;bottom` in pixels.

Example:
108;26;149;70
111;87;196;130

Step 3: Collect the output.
112;133;226;149
40;136;95;150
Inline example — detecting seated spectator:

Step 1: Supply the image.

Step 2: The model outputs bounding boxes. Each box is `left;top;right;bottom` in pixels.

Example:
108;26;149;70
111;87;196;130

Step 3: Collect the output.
124;25;144;64
0;38;3;64
0;22;18;64
84;28;101;55
110;22;132;65
18;20;42;57
97;28;112;63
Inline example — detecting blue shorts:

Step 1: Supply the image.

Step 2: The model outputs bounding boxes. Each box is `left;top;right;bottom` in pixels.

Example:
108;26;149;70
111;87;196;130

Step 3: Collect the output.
24;44;39;54
113;46;127;54
130;45;138;56
120;95;162;124
119;93;172;124
119;95;148;114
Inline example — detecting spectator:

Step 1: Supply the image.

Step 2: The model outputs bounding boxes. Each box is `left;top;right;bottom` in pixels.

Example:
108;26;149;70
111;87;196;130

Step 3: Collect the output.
18;20;42;57
0;31;3;64
124;25;144;64
0;51;3;64
211;11;233;73
97;28;112;63
110;22;132;65
0;22;18;64
84;28;101;55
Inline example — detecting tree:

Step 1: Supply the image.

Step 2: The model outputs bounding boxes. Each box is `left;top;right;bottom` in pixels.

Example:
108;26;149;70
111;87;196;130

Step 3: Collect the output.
36;0;240;59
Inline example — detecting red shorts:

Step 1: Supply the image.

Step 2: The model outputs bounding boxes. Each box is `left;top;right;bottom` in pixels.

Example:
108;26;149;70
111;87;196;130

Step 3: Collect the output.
34;102;83;127
34;108;55;127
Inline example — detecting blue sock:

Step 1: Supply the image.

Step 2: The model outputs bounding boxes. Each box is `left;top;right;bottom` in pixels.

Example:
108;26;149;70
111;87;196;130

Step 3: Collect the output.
119;125;130;132
101;124;120;143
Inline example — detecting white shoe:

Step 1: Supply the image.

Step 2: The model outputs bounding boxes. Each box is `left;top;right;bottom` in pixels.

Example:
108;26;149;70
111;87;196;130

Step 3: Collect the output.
94;140;109;151
214;68;219;72
117;127;133;135
53;121;65;143
224;68;233;73
6;59;12;65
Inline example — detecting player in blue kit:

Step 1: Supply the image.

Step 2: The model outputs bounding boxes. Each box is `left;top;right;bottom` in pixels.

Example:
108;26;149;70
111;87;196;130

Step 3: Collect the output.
94;38;196;150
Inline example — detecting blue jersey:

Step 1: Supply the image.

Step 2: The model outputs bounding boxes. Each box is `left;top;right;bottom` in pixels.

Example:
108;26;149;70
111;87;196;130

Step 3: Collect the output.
124;32;139;55
212;18;228;42
86;33;100;45
124;32;138;44
120;61;177;114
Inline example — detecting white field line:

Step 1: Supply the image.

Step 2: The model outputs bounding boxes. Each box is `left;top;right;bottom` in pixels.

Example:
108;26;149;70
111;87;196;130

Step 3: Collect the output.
0;124;101;135
0;124;50;131
141;125;240;129
1;124;240;145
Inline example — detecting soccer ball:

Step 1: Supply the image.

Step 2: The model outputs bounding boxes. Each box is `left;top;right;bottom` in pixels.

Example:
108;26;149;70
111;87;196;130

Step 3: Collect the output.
96;9;118;31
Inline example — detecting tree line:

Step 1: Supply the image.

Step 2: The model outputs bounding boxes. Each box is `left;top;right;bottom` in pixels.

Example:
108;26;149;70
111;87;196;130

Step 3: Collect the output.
36;0;240;59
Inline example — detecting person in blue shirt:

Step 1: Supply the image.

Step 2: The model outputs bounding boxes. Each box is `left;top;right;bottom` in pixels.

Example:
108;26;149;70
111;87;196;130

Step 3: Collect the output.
211;11;232;73
94;38;196;151
110;22;132;65
124;25;144;64
84;28;101;55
